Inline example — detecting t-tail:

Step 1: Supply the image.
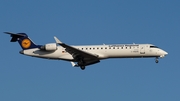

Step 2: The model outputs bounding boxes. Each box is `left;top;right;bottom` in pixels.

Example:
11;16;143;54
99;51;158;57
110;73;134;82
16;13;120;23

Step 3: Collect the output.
4;32;40;50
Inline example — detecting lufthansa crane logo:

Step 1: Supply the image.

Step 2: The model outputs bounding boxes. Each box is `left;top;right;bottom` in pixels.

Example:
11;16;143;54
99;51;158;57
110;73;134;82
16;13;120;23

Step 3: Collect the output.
21;39;31;48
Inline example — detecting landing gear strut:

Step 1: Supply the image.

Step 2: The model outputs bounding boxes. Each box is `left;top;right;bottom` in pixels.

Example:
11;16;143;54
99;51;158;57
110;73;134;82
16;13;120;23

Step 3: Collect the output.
78;59;86;70
155;57;159;63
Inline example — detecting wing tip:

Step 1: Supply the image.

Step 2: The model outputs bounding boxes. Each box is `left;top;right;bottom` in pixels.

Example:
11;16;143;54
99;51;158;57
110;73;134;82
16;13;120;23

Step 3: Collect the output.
54;36;62;44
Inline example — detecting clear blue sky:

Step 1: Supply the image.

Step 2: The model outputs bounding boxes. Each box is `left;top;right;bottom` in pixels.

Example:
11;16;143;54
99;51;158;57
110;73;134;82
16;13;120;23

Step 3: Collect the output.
0;0;179;101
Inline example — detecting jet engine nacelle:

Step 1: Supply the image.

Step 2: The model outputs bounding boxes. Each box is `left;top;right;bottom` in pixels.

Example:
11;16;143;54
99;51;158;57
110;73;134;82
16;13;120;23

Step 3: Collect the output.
40;43;57;51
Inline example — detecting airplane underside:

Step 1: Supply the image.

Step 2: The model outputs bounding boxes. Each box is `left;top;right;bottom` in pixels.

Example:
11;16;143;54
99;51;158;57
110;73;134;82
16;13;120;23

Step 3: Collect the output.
26;54;162;70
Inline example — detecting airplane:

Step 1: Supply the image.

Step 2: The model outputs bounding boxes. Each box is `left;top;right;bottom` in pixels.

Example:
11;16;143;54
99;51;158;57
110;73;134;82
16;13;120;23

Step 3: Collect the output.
5;32;168;70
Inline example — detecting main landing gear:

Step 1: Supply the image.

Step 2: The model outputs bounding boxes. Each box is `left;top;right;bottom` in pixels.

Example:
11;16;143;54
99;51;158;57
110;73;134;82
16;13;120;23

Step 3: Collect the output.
78;59;86;70
80;66;85;70
155;57;159;63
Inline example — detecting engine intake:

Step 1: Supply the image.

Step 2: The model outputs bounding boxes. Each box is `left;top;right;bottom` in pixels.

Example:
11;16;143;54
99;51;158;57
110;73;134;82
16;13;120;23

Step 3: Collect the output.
40;43;57;51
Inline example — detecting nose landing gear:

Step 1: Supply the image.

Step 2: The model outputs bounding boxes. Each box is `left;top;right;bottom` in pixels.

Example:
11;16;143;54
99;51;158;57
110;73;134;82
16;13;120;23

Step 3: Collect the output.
155;57;159;63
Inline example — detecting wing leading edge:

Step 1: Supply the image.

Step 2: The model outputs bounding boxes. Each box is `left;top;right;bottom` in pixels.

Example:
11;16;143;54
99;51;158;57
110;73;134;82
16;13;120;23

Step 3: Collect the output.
54;37;100;69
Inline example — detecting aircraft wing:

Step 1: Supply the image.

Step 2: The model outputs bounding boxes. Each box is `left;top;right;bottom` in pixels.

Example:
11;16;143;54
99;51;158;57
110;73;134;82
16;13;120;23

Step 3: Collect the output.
54;37;100;66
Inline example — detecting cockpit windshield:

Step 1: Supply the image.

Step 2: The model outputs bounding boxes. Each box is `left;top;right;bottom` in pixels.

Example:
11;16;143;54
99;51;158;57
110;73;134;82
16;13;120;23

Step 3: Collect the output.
150;46;159;48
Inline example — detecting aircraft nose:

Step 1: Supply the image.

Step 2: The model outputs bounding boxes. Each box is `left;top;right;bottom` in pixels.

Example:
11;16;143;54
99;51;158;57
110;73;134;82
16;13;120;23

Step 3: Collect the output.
161;50;168;56
159;50;168;58
163;51;168;55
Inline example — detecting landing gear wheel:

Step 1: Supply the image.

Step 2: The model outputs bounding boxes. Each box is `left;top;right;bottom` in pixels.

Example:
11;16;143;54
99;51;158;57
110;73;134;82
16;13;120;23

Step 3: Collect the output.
155;59;159;63
80;66;85;70
155;57;159;63
78;59;85;70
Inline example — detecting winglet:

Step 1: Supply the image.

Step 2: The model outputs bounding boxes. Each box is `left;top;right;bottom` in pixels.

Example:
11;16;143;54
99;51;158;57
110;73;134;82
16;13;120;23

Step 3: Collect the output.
54;36;62;44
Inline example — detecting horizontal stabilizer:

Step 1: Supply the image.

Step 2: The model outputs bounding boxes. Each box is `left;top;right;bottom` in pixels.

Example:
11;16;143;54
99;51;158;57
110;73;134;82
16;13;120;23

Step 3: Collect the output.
4;32;27;42
4;32;39;50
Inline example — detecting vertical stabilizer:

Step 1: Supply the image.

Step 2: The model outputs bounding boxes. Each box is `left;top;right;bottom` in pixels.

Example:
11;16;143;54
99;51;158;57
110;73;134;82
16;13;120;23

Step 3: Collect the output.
4;32;40;50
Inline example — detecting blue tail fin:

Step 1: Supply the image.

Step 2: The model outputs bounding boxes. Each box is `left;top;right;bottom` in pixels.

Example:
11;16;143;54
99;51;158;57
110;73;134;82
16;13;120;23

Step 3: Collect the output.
5;32;40;50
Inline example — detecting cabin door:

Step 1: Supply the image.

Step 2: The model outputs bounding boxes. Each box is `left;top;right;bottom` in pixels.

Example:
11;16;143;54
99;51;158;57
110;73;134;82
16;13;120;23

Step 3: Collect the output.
140;46;145;54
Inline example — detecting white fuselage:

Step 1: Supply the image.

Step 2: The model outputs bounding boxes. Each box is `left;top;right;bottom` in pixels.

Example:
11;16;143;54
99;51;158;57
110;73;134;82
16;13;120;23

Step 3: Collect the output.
21;44;168;61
